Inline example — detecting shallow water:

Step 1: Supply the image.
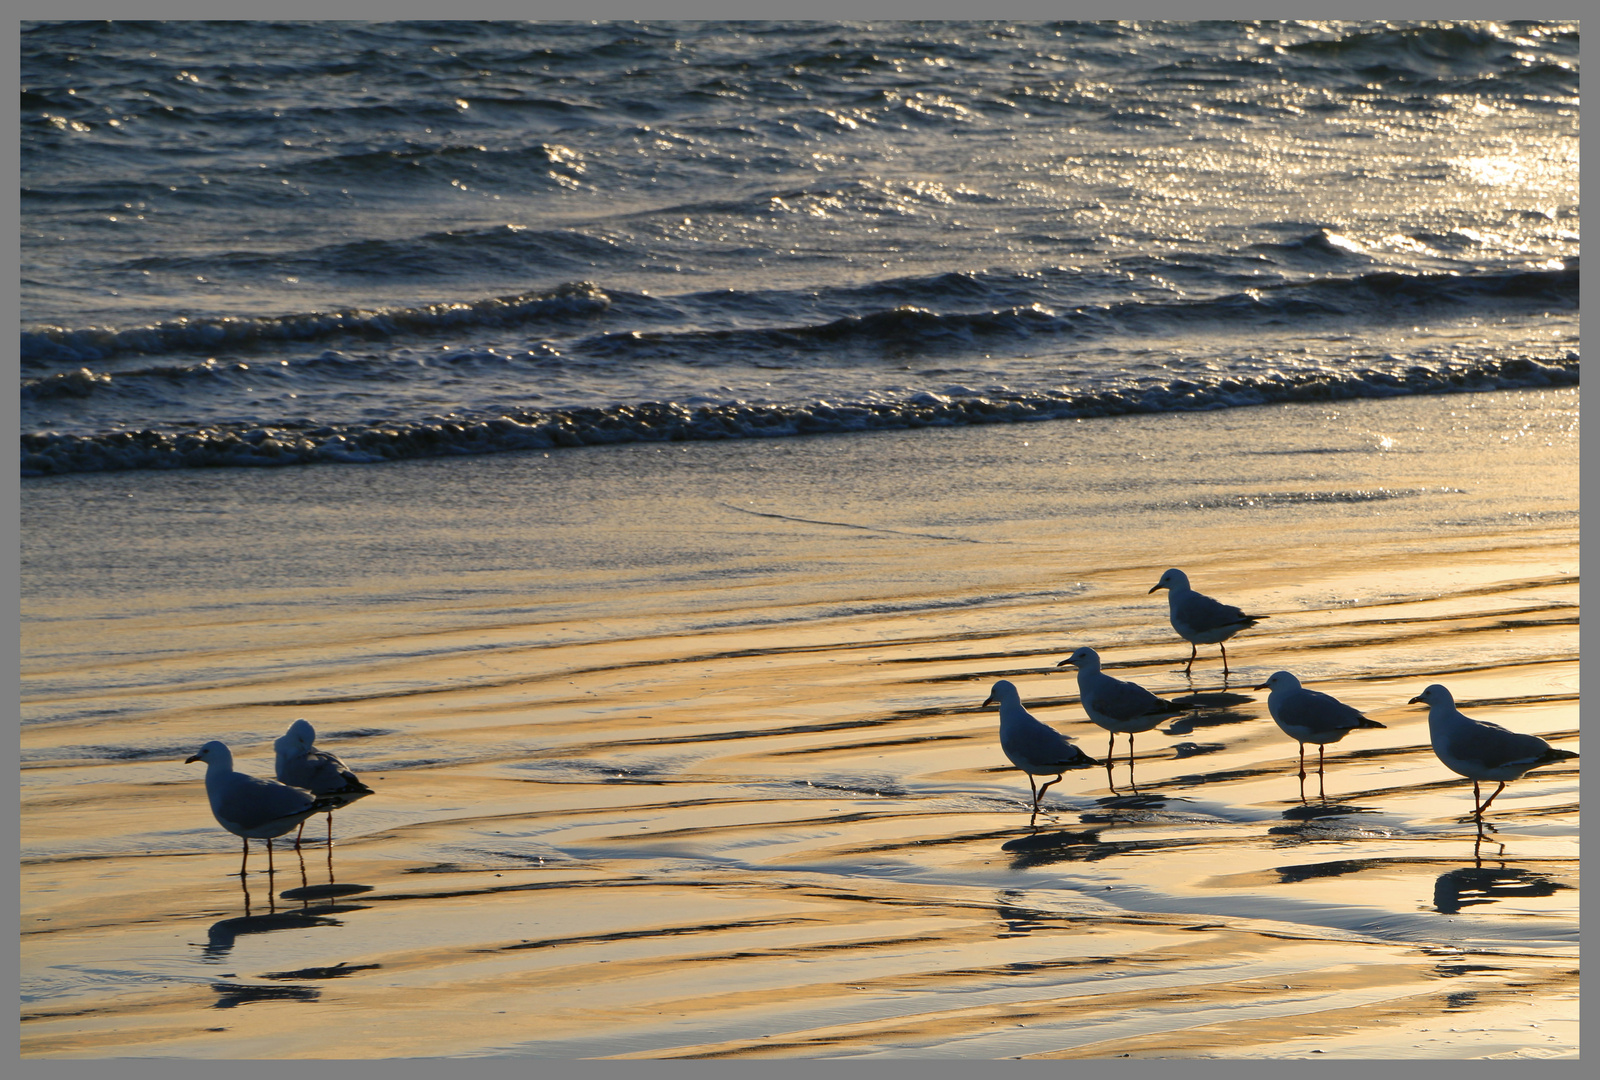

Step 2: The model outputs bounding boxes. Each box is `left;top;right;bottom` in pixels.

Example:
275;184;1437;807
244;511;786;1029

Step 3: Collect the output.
20;389;1578;1059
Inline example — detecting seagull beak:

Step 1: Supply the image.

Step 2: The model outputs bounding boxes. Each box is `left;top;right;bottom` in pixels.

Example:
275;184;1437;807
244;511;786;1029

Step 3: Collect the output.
184;753;202;763
1407;695;1426;705
1055;657;1072;668
1147;583;1162;594
1252;683;1268;691
982;694;997;708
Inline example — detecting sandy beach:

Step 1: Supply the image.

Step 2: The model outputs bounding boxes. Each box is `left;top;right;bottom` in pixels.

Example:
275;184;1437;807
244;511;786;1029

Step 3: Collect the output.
20;387;1579;1059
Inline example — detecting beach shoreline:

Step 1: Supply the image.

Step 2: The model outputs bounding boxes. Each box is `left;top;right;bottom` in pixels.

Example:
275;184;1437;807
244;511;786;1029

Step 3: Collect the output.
21;388;1579;1059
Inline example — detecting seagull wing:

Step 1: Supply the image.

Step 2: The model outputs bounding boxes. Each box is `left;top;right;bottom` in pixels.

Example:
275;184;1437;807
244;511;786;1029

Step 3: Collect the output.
1293;688;1371;734
1180;590;1252;631
215;772;316;832
1094;673;1182;722
1446;715;1552;769
1005;711;1095;769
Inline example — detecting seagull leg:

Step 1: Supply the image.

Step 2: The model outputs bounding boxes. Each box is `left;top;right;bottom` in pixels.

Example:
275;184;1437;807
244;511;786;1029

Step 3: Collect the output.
1219;642;1230;675
294;819;306;850
1476;781;1508;817
266;838;276;878
1127;734;1139;794
326;811;334;848
1317;744;1327;801
1026;773;1040;812
1296;744;1308;804
1036;773;1063;809
1184;642;1196;674
239;837;249;878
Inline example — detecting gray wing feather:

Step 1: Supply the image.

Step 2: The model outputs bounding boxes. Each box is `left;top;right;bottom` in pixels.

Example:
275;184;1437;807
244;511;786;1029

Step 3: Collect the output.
217;773;315;830
1007;712;1093;768
1182;590;1250;630
1097;675;1178;721
281;747;370;800
1295;688;1369;732
1448;718;1550;768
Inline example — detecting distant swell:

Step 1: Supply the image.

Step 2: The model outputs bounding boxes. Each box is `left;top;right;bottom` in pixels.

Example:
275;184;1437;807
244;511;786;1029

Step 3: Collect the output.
20;355;1577;477
20;282;611;364
21;265;1576;369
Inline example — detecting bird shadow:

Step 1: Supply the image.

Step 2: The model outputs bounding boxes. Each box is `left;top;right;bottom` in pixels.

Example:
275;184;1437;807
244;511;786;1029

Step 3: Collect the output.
1162;707;1256;736
1433;863;1571;914
1278;801;1378;821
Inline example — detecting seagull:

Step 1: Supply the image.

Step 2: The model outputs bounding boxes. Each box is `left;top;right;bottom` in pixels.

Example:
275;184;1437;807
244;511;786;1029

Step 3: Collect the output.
1253;671;1385;801
1057;647;1189;793
982;680;1097;814
186;741;340;877
274;719;374;848
1148;568;1264;675
1409;684;1578;821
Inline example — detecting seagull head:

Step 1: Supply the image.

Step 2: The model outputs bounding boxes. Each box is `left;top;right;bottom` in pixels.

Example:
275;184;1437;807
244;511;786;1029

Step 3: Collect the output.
185;740;231;767
1253;670;1301;693
1408;684;1453;707
278;718;316;753
1056;647;1100;671
1149;568;1188;594
982;680;1020;709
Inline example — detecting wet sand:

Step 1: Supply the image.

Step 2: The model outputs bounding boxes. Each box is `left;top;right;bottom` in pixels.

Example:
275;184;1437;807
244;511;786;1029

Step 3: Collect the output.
20;388;1579;1058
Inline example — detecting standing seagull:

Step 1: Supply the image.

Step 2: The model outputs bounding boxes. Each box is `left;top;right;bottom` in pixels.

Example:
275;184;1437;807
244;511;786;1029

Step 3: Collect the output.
186;741;338;877
1254;671;1385;801
1409;684;1578;822
274;719;374;848
1148;568;1265;676
982;680;1097;815
1057;647;1188;793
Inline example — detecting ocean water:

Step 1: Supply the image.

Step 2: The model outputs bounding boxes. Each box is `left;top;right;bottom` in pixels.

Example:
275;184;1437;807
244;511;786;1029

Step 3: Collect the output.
19;19;1579;476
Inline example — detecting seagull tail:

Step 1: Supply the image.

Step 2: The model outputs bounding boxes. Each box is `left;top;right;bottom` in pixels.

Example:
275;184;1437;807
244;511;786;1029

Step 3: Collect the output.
1535;746;1579;765
1357;717;1386;729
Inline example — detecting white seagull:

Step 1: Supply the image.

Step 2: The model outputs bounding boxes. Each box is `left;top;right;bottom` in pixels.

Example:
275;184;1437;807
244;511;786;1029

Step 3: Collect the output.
1057;646;1189;793
187;741;339;877
1253;671;1385;801
1148;568;1265;675
1409;684;1578;821
982;679;1097;814
274;719;374;847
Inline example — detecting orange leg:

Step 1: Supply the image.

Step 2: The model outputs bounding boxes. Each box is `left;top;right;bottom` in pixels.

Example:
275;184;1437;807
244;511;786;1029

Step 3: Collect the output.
1477;780;1508;817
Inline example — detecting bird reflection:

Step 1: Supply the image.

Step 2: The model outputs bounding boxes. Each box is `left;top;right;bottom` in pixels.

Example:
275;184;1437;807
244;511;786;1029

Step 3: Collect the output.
995;890;1057;938
1001;827;1105;868
1433;864;1570;915
1001;824;1211;869
201;908;343;961
1161;705;1256;737
211;982;322;1008
277;840;374;904
200;846;373;959
1267;801;1379;841
1268;856;1382;885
